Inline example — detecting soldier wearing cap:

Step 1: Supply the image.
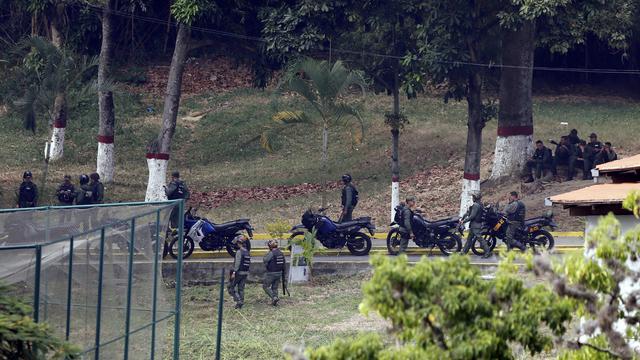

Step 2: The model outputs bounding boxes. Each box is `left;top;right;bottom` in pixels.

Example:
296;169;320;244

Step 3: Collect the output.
460;192;492;258
263;239;286;306
583;133;603;180
228;235;250;309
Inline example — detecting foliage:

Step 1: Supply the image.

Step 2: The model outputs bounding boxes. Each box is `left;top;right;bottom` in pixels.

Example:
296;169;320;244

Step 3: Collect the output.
171;0;214;25
0;283;81;359
383;112;408;130
532;191;640;359
307;332;384;360
305;254;573;359
290;228;321;268
0;36;99;132
265;219;291;240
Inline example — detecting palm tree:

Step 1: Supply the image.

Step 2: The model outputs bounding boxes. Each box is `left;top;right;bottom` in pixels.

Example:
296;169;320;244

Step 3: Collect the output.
262;58;367;207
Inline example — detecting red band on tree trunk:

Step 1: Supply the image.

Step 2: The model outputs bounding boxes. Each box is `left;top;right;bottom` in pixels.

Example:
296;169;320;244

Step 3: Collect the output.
53;119;66;128
463;172;480;181
497;125;533;137
97;135;114;144
146;153;170;160
392;175;400;182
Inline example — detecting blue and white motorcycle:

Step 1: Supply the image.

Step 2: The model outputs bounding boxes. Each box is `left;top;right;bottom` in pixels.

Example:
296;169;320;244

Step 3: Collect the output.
168;208;253;259
289;208;375;256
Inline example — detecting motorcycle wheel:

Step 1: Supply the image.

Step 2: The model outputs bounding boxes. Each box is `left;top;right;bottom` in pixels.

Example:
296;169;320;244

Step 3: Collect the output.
169;235;195;259
438;233;462;256
225;234;252;257
386;228;402;255
347;232;372;256
471;235;497;256
529;230;554;252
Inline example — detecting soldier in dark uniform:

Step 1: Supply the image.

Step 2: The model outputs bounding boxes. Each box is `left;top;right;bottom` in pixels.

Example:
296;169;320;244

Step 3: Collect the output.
525;141;553;182
263;240;286;306
398;196;416;254
76;174;92;205
89;173;104;204
503;191;526;251
583;133;603;180
552;136;578;181
164;171;190;229
56;175;76;206
460;192;491;258
17;171;38;208
228;235;250;309
595;142;617;165
567;129;581;145
339;174;358;223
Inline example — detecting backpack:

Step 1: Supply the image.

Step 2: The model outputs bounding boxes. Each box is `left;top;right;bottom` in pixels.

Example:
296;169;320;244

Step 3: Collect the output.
351;186;359;207
393;205;405;225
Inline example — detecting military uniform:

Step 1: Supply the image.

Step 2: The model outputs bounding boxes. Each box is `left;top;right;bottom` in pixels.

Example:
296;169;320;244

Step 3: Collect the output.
90;180;105;204
56;182;76;206
17;181;38;208
263;248;285;305
340;184;357;222
504;200;526;251
461;200;490;256
398;205;413;253
165;180;190;228
228;247;250;308
526;146;553;180
583;141;603;179
553;141;578;180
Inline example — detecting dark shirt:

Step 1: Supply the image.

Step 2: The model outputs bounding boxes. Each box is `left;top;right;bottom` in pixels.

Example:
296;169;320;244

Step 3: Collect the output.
400;207;413;234
567;133;581;145
341;184;356;210
555;143;577;159
165;180;190;200
532;147;552;164
462;202;483;229
17;181;38;208
585;141;603;160
91;181;104;204
57;183;76;204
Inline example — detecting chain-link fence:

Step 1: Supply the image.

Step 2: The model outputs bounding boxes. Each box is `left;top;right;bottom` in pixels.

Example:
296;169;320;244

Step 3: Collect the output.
0;200;185;359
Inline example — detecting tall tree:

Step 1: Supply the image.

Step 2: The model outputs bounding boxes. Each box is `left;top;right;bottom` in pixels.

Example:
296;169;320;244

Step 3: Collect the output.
96;0;116;183
145;0;206;201
262;59;366;208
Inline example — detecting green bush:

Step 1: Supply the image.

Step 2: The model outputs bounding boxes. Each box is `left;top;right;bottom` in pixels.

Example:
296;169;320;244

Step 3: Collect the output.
0;283;80;359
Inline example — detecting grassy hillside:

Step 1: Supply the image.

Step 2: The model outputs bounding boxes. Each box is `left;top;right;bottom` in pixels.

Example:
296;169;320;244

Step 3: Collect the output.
1;87;639;230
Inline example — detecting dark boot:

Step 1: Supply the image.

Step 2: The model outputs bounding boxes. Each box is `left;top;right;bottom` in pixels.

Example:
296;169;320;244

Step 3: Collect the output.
512;240;526;252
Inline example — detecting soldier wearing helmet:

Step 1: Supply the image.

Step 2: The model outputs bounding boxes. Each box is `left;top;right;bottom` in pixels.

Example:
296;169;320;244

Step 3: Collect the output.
263;239;286;306
228;235;250;309
460;192;491;258
17;171;38;208
76;174;93;205
339;174;358;222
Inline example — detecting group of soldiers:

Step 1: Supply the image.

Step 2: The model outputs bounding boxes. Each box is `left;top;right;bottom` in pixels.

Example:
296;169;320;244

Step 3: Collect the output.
227;236;287;309
525;130;617;182
394;191;527;259
15;171;104;208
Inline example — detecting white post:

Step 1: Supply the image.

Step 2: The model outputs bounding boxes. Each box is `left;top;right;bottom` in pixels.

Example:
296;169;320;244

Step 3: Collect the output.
391;181;400;223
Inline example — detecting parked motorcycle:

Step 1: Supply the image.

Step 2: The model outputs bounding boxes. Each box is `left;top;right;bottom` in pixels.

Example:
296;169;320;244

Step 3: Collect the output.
387;210;462;256
289;209;375;256
470;205;556;255
168;208;254;259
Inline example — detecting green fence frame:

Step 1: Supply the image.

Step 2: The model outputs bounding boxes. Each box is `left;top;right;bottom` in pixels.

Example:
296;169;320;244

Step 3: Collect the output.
0;200;185;360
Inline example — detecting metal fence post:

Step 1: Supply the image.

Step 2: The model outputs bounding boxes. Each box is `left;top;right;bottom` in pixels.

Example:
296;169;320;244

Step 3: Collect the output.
174;199;185;359
151;210;160;360
95;228;106;360
65;236;74;340
33;245;42;322
215;268;225;360
124;218;136;360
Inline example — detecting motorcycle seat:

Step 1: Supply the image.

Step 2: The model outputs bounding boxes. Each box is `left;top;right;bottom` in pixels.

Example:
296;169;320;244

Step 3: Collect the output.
524;217;546;227
425;216;459;227
213;218;250;230
335;217;371;229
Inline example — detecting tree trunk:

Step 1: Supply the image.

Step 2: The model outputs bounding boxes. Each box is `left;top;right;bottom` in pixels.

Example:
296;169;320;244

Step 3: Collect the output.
320;122;328;209
48;9;67;162
97;0;116;183
460;72;484;217
145;24;190;201
490;21;535;180
390;68;400;222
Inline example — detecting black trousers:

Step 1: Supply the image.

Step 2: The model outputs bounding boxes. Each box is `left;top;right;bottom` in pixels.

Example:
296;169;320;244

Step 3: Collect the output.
526;160;553;179
553;155;576;180
339;208;353;222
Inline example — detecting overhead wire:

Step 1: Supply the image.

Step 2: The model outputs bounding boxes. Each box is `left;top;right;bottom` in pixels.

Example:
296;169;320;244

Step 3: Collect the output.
77;2;640;76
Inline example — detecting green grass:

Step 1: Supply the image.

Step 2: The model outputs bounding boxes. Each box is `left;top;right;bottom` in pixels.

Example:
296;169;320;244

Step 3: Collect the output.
1;88;639;230
169;273;383;360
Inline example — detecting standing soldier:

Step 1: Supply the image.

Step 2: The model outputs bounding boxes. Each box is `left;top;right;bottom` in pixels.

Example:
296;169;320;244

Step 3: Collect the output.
263;240;286;306
165;171;190;229
89;173;104;204
339;174;358;222
17;171;38;208
228;235;250;309
56;175;76;206
460;192;491;258
503;191;526;251
76;174;92;205
397;196;416;254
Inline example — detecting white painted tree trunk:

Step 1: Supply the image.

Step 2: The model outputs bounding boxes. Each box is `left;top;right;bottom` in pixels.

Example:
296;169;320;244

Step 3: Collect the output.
490;135;533;179
145;158;168;201
391;181;400;223
459;178;480;218
97;142;115;182
49;127;65;162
